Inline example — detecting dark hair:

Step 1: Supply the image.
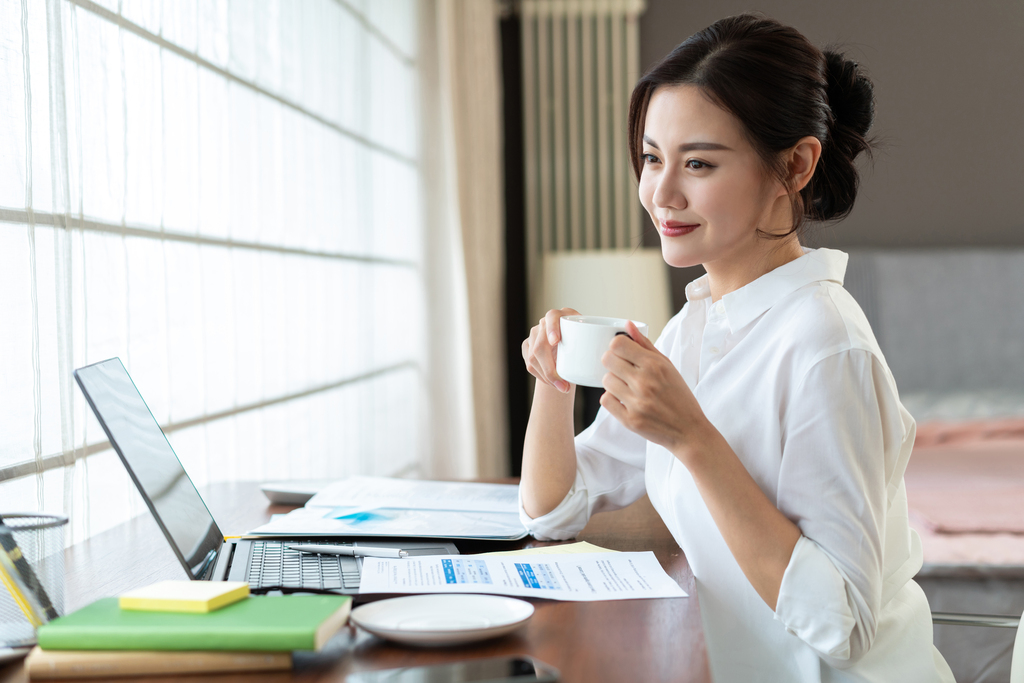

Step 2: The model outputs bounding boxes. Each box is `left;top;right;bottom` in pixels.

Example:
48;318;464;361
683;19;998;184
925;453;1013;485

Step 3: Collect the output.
627;14;874;236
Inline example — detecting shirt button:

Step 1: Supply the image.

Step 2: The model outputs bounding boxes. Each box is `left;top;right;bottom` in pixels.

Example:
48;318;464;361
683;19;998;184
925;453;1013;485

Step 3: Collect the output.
709;346;721;354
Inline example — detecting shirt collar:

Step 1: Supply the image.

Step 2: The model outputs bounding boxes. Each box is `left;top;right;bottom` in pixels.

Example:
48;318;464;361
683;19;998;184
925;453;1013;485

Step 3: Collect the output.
684;248;849;332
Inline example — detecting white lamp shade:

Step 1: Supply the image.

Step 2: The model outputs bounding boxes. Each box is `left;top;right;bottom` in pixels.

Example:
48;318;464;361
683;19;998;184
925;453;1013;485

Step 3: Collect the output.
537;249;675;340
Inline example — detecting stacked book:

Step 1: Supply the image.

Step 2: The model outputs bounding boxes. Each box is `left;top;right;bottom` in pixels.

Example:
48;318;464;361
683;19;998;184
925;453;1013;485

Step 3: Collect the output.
24;581;351;679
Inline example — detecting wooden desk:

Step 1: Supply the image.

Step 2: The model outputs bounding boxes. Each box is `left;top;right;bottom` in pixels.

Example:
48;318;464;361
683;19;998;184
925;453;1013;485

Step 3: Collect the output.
1;482;710;683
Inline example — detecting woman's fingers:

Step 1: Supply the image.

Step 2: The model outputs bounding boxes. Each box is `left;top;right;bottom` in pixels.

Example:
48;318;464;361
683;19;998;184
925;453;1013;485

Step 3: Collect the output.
529;322;556;378
598;386;627;422
543;307;581;346
607;328;649;367
601;371;633;403
544;310;562;346
533;328;561;386
602;347;637;380
625;320;653;347
522;309;580;393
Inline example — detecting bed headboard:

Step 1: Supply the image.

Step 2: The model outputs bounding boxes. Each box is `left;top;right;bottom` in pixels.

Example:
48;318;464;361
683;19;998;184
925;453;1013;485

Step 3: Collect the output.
843;249;1024;421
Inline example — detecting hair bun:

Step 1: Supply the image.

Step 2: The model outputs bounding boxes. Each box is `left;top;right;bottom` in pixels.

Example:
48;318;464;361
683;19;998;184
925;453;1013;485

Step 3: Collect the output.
807;50;875;222
823;50;874;140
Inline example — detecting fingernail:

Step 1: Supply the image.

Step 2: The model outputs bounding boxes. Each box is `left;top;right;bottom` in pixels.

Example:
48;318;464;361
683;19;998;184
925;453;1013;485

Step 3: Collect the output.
548;333;558;345
555;380;569;393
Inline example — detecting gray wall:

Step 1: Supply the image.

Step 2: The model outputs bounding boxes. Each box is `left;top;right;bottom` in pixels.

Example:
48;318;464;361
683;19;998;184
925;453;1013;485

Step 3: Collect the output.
637;1;1024;304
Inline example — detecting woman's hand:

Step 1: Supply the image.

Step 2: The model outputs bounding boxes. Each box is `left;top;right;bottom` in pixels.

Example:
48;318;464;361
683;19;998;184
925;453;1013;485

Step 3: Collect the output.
522;307;580;394
599;321;712;458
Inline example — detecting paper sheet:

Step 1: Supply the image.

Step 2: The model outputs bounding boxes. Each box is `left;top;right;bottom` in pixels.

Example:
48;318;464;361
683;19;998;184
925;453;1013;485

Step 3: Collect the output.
305;476;520;513
246;504;527;540
358;551;688;601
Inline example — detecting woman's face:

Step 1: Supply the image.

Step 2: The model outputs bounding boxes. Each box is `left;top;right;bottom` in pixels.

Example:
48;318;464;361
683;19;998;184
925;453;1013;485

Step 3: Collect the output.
639;85;788;273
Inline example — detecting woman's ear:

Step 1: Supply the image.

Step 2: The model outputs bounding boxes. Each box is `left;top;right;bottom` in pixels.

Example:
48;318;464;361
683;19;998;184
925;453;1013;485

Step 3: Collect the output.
787;136;822;193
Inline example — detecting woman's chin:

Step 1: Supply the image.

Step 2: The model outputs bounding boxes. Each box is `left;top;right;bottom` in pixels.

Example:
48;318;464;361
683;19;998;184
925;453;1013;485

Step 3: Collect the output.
660;243;704;270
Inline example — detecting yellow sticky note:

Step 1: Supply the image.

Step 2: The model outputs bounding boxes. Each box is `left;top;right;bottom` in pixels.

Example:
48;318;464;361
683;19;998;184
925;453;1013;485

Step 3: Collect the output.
119;580;250;613
480;541;618;556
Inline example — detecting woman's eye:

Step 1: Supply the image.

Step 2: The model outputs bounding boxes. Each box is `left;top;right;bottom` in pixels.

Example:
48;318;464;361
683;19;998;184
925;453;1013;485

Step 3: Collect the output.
686;159;710;170
642;153;660;164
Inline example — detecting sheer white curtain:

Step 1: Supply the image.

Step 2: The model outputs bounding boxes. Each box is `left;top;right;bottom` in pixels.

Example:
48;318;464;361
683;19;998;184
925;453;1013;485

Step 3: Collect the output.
427;0;508;479
0;0;496;545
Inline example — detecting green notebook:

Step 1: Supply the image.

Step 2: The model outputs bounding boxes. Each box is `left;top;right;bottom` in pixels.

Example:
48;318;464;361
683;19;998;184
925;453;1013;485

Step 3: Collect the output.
37;595;351;652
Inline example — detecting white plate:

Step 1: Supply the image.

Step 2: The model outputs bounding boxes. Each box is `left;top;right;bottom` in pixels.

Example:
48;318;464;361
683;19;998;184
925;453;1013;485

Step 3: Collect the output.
350;594;534;647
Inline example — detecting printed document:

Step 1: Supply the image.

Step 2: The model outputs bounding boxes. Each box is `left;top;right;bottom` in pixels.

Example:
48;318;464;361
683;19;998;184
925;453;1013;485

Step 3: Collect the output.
247;476;527;540
358;551;688;601
305;476;520;513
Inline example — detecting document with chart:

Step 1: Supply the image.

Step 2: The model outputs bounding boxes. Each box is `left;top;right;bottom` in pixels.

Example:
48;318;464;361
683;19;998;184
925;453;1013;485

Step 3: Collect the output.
357;551;688;601
247;476;528;540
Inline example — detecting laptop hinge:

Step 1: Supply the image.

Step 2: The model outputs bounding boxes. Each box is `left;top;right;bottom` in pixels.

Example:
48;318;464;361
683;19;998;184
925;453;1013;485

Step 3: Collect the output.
227;539;253;583
209;540;235;581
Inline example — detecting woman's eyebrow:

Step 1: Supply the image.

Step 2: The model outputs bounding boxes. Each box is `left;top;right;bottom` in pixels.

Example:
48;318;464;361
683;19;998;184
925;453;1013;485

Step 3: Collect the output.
642;135;731;153
678;142;732;152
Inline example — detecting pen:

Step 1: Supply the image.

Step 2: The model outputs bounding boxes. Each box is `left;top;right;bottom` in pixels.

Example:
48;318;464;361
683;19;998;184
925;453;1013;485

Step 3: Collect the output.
285;544;408;559
0;550;44;627
0;517;58;622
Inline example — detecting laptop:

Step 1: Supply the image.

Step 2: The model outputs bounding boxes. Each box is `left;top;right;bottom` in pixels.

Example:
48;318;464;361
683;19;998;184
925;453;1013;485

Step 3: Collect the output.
74;358;457;595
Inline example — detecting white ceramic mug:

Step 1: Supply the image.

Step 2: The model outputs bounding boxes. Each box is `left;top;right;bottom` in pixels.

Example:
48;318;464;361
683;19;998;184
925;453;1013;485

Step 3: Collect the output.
556;315;649;388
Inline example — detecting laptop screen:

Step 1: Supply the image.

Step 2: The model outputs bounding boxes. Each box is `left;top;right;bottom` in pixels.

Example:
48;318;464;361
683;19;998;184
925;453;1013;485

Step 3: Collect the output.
74;358;222;579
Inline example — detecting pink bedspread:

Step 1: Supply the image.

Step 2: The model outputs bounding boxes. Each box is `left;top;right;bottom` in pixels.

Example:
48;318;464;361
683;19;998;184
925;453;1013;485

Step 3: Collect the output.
915;418;1024;448
906;428;1024;566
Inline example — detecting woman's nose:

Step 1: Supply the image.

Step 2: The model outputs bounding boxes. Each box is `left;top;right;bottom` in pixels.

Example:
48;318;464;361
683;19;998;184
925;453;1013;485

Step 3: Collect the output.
652;168;686;210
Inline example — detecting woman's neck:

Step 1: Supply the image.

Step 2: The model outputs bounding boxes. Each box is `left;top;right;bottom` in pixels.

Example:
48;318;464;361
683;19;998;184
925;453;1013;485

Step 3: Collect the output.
704;236;804;303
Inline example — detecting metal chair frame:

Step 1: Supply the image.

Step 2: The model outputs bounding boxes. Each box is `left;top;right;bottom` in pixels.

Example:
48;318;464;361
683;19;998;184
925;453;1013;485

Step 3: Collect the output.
932;611;1024;682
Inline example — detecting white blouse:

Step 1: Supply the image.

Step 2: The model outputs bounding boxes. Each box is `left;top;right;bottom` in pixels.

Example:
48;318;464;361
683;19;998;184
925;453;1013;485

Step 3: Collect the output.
520;248;955;682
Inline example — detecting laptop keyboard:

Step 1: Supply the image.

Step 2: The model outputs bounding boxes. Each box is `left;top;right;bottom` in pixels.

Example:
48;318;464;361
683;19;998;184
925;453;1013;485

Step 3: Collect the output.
247;540;361;591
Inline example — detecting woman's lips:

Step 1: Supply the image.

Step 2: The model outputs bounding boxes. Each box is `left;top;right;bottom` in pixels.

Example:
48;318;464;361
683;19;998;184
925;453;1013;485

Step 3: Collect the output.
660;220;699;237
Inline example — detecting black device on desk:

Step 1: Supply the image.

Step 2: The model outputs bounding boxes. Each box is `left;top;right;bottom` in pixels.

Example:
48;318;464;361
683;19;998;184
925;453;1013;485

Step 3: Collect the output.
347;657;559;683
73;358;457;595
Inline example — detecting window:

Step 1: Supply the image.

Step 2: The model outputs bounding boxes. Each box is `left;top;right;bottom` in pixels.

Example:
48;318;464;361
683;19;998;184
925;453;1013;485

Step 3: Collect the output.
0;0;427;543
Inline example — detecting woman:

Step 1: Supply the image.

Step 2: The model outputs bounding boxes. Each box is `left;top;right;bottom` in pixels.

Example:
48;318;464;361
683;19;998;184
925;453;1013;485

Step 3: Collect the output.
519;14;954;682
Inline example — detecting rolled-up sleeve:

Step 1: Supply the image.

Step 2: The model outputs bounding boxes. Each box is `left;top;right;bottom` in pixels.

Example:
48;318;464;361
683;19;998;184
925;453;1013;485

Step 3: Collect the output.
773;347;908;667
519;405;649;540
